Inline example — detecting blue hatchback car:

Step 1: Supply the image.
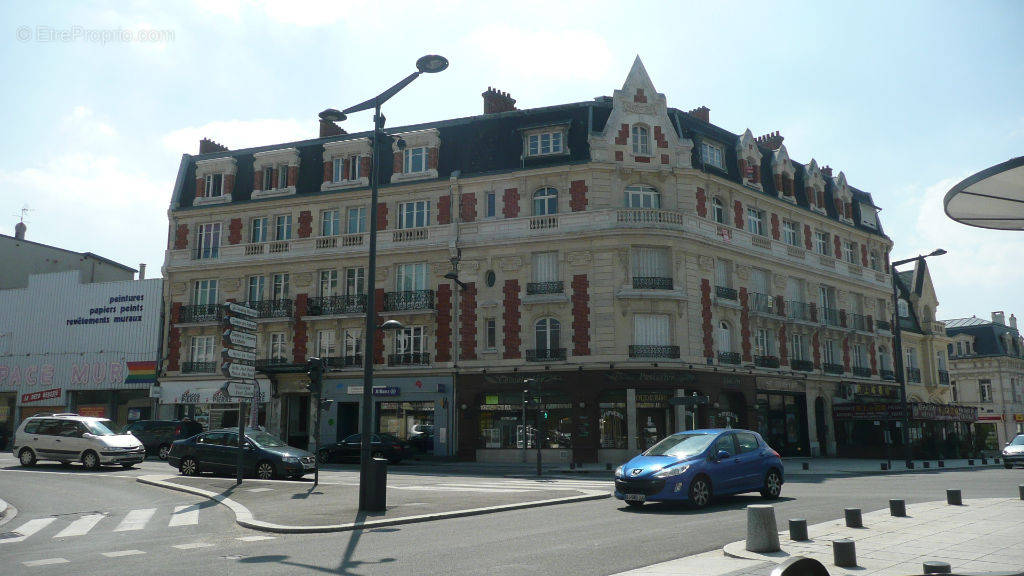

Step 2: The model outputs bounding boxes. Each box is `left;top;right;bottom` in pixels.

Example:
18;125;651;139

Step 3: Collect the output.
614;428;784;508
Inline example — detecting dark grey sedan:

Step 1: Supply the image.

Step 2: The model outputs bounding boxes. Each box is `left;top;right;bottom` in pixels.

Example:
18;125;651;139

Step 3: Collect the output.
167;429;316;479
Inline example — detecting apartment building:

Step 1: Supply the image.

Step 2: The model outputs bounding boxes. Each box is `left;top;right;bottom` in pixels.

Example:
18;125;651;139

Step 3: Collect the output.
161;58;904;461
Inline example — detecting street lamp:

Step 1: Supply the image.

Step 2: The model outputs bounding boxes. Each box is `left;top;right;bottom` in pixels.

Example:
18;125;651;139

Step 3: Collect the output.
321;55;447;512
889;248;946;469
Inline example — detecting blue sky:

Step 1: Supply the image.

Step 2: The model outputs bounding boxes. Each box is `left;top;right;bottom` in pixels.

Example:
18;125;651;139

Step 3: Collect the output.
1;1;1021;320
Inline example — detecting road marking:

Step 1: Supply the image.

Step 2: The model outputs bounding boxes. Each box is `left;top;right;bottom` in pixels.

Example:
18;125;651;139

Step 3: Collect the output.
394;485;529;493
23;558;69;567
236;535;275;542
169;505;200;527
1;518;56;544
247;488;274;493
101;550;145;558
54;514;106;538
173;542;215;549
113;508;156;532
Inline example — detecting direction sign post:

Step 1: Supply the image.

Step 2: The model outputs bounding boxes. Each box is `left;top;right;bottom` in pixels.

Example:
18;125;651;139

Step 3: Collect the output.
222;303;258;486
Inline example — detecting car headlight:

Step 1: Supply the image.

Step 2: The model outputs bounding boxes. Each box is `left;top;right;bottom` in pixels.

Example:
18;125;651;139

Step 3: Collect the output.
653;464;691;479
614;465;624;478
282;456;300;463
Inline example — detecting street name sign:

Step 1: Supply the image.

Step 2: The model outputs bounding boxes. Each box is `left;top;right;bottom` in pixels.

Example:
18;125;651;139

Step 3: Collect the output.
223;329;257;349
227;381;257;398
222;362;256;380
227;302;258;318
224;348;256;362
225;316;258;331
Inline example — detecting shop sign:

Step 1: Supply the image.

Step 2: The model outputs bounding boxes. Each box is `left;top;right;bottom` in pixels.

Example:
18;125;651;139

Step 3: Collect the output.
1015;414;1024;423
78;405;107;418
977;415;1003;422
227;382;257;398
127;408;141;421
757;378;803;393
912;404;978;422
855;382;900;400
344;385;401;397
607;371;695;385
22;387;62;404
485;394;499;405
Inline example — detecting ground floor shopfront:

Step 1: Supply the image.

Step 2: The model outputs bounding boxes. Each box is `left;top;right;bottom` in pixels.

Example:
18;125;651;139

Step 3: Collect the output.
156;379;271;433
832;401;979;459
973;413;1024;454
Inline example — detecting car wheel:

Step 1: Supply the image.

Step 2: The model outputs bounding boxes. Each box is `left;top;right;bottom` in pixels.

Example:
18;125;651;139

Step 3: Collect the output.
158;444;171;460
256;461;276;480
121;463;135;469
761;469;782;499
82;450;101;470
688;476;712;509
625;500;644;508
317;449;330;465
19;448;37;467
1005;462;1013;469
180;457;199;476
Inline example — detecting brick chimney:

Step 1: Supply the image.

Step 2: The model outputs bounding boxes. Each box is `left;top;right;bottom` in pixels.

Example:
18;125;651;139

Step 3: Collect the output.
1010;314;1018;330
482;87;516;114
199;138;229;154
319;119;346;138
687;106;710;123
755;131;784;151
992;311;1006;325
821;165;833;178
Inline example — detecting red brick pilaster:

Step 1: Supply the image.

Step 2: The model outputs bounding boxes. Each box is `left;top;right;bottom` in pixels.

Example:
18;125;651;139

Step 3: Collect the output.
322;161;332;184
739;288;752;362
502;280;521;359
174;224;189;250
571;274;591;356
297;210;312;238
360;157;371;178
569;180;588;212
861;245;869;267
840;309;847;328
270;168;278;189
459;283;478;360
775;295;786;317
810;302;818;323
195;177;205;198
700;279;713;359
812;331;821;369
775;174;783;192
867;315;874;333
733;200;744;229
653;126;668;148
869;344;878;375
376;204;388;230
427;147;438;170
778;324;788;366
460;193;477;222
695;188;707;218
435;284;452;362
393;152;403;174
287;166;298;186
228;218;242;245
660;154;670;165
634;89;647;103
256;169;265;191
806;187;815;208
374;288;386;364
842;337;851;372
223;174;235;197
833;236;842;259
502;188;520;218
614;123;629;145
167;302;182;371
770;213;780;240
438;195;451;225
292;294;309;364
804;224;812;250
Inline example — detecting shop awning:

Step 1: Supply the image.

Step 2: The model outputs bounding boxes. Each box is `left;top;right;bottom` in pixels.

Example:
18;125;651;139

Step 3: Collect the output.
157;379;270;404
833;402;978;422
944;156;1024;230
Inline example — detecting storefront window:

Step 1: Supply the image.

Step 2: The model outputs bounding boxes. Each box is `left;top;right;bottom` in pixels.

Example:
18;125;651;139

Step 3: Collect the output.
598;390;627;449
479;390;571;449
635;390;673;450
377;401;434;442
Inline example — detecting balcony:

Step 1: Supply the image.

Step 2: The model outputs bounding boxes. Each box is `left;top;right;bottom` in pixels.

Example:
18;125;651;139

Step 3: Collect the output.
244;299;293;319
268;241;290;254
881;369;895;381
938;370;950;385
315;236;338;250
853;366;872;378
181;361;217;374
178;304;221;323
754;355;780;368
823;363;845;375
383;290;435;312
616;209;685;228
529;215;559;230
787;301;813;322
718;351;741;365
906;367;922;383
526;348;567;362
790;359;814;372
821;307;841;327
388;352;431;366
715;286;738;301
749;293;774;314
632;277;673;290
393;228;428;243
849;313;868;331
190;248;219;260
629;345;680;359
526;281;565;295
875;319;892;332
256;358;293;371
326;355;362;369
308;295;366;316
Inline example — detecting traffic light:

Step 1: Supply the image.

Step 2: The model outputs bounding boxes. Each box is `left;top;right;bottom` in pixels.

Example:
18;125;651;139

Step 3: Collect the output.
543;411;549;420
306;357;326;394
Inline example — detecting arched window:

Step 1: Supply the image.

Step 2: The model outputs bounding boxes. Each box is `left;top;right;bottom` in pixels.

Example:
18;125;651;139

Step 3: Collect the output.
712;197;725;224
535;318;561;352
625;185;660;209
533;187;558;216
632;125;650;156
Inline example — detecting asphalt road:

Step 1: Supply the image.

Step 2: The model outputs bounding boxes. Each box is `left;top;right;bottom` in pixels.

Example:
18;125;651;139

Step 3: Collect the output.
2;453;1021;576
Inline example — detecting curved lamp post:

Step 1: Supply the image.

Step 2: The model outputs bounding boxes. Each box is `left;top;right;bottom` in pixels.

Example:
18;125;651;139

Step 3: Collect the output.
320;55;447;511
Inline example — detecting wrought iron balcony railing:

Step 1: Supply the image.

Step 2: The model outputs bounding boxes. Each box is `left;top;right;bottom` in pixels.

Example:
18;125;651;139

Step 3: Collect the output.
715;286;738;301
938;370;950;385
875;319;892;332
718;351;741;365
256;358;293;371
526;281;564;295
632;277;673;290
388;352;431;366
754;355;780;368
849;313;868;331
906;367;922;383
526;348;567;362
326;355;362;369
881;369;895;381
790;359;814;372
181;361;217;374
787;301;812;322
823;363;845;375
244;299;293;319
383;290;435;312
749;293;774;314
629;345;680;359
179;304;222;323
308;295;366;316
821;307;841;327
853;367;872;378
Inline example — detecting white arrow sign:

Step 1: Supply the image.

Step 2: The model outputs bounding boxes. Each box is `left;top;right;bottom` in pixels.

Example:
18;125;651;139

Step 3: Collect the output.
227;380;257;397
224;330;257;349
224;348;257;362
226;316;257;331
222;362;256;380
227;302;259;318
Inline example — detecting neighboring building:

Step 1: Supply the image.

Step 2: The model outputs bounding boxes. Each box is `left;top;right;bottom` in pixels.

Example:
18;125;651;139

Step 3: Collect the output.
162;58;906;461
944;312;1024;453
1;222;138;290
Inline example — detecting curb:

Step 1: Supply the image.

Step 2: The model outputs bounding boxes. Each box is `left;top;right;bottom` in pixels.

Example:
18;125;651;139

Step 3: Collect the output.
0;497;16;527
137;474;609;534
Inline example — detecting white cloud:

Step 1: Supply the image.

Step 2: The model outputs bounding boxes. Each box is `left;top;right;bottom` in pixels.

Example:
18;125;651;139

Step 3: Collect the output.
63;106;117;139
461;26;616;83
161;118;314;155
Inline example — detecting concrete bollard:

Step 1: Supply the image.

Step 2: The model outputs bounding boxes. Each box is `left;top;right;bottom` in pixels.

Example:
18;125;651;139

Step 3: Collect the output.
923;461;931;468
889;499;906;517
789;518;808;541
923;560;952;574
1018;484;1023;500
981;457;988;465
844;508;863;528
802;462;809;471
606;462;612;471
906;461;915;469
994;457;1000;464
833;539;857;567
746;505;781;553
880;463;888;470
938;460;945;468
968;459;974;466
946;489;962;505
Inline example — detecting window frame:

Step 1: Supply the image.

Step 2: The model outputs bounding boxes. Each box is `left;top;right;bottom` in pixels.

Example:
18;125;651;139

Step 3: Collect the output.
527;131;564;156
397;200;431;229
534;317;561;351
712;197;725;224
631;125;651;156
204;173;223;197
190;335;216;363
320;209;340;237
533;187;558;216
403;147;427;174
746;208;765;236
275;214;292;241
701;141;724;170
625;185;660;209
250;217;268;244
196;222;221;259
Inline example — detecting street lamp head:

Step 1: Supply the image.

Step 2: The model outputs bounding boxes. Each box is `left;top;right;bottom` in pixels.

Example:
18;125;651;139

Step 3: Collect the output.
379;319;404;331
416;54;449;74
318;108;347;123
929;248;947;257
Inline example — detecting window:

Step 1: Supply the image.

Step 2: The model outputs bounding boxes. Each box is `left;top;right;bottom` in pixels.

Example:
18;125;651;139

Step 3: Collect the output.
819;285;837;316
247;276;265;303
403;147;426;173
533;187;558;215
528;131;563;156
398;200;431;229
269;332;287;360
277;165;289;189
746;208;765;236
531;251;559;284
869;251;880;271
905;347;918;369
632;125;650;156
193;279;218;305
263;167;273;189
631;247;670;281
751;268;770;296
715;259;733;289
735;432;759;454
348;155;361;180
755;328;773;356
250;217;268;244
951;381;958;402
853;344;866;369
396;326;426;354
396;263;427;291
345;267;365;295
196;223;220;259
625;185;660;209
275;214;292;240
319;270;338;297
937;350;947;371
535;318;561;351
347;207;366;234
898;299;909;318
485;192;496;218
317;330;337;357
786;277;805;303
979;379;993;402
956;341;963;356
343;329;361;358
716;321;732;353
204;173;223;197
783;220;800;246
190;335;215;363
712;197;725;224
844;241;857;264
272;273;290;300
791;333;807;360
634;314;670;346
814;230;830;256
823;339;837;365
701;142;724;169
332;158;343;183
321;210;339;237
485;318;497;350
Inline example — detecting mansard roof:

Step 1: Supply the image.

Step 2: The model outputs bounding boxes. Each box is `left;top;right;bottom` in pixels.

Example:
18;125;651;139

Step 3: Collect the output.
942;317;1023;357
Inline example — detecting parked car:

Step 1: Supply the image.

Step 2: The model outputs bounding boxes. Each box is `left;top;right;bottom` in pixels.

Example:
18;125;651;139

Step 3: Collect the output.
1002;433;1024;468
614;428;784;509
317;433;406;464
408;424;434;452
123;419;204;460
13;413;146;469
167;429;316;480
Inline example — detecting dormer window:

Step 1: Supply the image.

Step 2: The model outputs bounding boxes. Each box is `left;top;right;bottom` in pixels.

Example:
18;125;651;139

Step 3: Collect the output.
701;142;724;170
528;131;563;156
205;174;223;197
194;156;236;206
332;155;363;183
253;148;298;199
632;125;650;156
404;147;426;174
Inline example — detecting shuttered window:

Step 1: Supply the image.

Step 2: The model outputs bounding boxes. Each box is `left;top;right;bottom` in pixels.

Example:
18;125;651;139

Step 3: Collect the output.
532;252;559;283
631;247;669;278
633;314;670;346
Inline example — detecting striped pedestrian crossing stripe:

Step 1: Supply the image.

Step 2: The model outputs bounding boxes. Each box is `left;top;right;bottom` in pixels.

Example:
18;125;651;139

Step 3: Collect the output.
1;518;57;544
54;514;106;538
2;505;210;545
23;558;68;567
101;550;145;558
168;505;200;527
114;508;157;532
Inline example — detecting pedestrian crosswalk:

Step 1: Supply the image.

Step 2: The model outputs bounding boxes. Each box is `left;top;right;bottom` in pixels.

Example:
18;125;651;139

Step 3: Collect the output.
1;505;205;545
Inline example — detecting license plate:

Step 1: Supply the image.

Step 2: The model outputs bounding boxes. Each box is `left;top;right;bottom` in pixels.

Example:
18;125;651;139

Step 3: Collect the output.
624;493;645;503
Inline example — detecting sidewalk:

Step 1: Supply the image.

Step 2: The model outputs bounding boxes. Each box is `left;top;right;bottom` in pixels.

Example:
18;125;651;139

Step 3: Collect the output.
614;496;1024;576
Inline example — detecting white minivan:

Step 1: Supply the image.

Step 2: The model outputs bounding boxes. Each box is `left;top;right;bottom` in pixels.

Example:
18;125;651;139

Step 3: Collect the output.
13;413;146;469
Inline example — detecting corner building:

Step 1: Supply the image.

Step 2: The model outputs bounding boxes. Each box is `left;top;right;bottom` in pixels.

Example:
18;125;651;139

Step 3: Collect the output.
161;58;896;462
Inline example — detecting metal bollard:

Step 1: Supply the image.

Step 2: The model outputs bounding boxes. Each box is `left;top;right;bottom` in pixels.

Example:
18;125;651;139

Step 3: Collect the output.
968;459;974;466
833;539;857;567
745;505;781;553
938;460;944;468
789;518;808;541
880;463;888;470
981;457;988;465
923;461;931;468
923;560;952;574
906;461;915;469
844;508;863;528
1018;484;1023;500
889;499;906;517
802;462;809;471
946;489;962;505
